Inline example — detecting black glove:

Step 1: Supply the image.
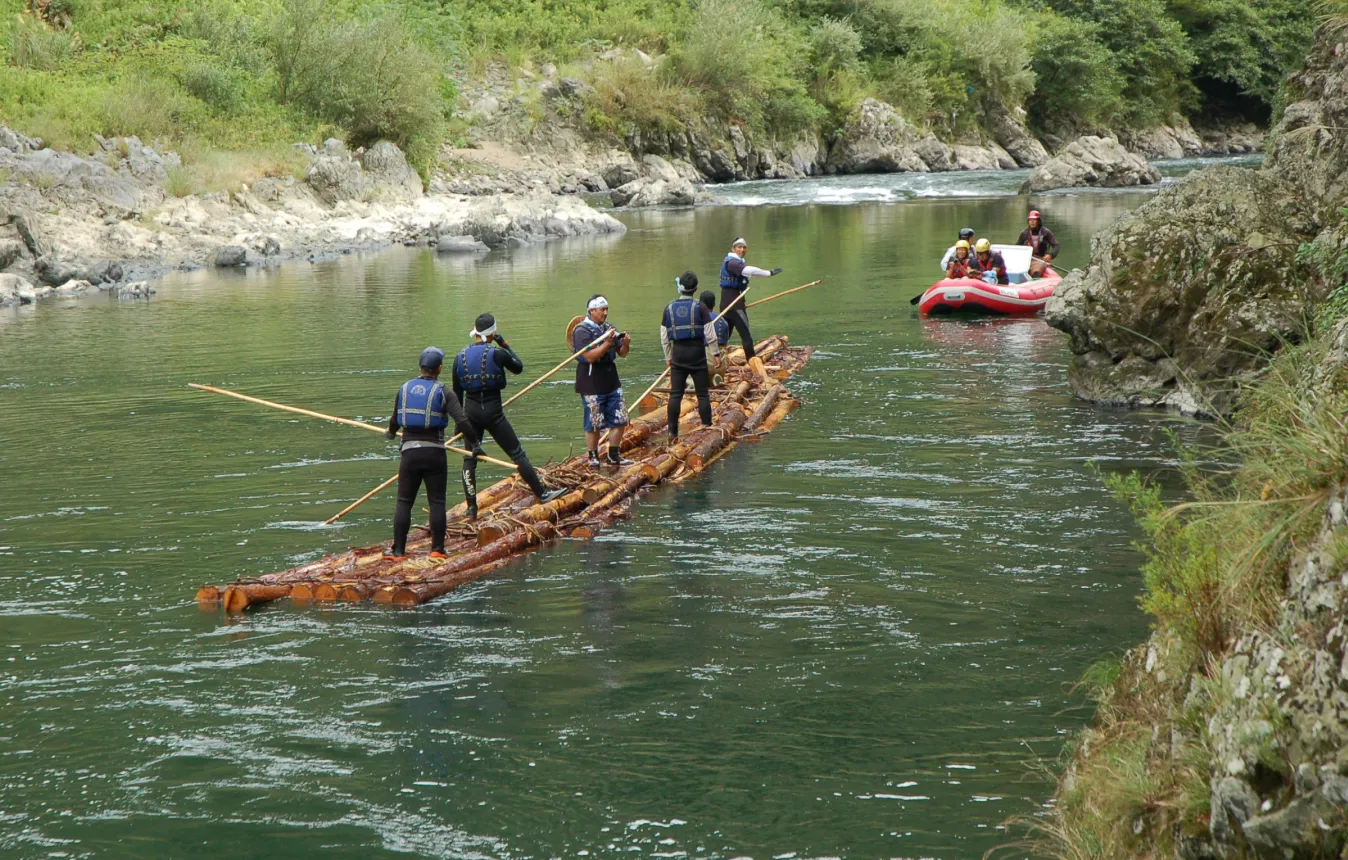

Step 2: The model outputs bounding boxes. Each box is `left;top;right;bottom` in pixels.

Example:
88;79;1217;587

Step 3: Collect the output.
493;333;508;347
769;267;783;276
384;429;397;441
471;443;486;459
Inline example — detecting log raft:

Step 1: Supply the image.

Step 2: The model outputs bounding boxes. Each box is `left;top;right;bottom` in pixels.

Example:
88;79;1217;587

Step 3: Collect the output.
198;338;812;612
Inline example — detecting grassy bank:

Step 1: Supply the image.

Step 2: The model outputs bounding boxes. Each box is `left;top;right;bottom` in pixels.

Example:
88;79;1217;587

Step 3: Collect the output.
1030;233;1348;855
0;0;1315;188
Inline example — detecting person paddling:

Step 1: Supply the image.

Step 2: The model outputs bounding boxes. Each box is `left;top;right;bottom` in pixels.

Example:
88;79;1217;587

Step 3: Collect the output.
573;295;633;468
719;237;782;360
384;347;480;560
1017;210;1059;277
945;240;972;279
940;227;977;273
453;314;567;519
969;238;1009;285
660;272;717;443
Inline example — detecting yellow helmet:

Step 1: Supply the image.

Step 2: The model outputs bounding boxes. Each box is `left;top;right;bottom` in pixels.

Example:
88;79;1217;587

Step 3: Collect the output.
955;240;970;251
975;238;991;253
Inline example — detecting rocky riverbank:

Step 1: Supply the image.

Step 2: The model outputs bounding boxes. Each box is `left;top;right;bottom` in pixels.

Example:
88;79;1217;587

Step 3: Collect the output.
1045;29;1346;418
0;130;625;308
1037;24;1348;860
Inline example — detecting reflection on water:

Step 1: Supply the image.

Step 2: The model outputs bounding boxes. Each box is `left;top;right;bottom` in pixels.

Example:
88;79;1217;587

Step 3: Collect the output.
0;189;1200;857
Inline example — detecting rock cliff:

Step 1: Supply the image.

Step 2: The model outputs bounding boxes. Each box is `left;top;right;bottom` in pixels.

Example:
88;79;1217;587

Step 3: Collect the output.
1047;28;1348;416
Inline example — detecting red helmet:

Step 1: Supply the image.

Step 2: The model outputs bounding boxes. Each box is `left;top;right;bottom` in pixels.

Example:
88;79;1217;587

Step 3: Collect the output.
1028;210;1041;220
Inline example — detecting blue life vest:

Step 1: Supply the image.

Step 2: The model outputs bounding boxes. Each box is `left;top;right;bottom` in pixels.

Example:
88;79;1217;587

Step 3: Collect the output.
713;316;730;346
455;343;507;393
719;253;748;290
575;318;616;367
664;297;702;342
397;377;449;430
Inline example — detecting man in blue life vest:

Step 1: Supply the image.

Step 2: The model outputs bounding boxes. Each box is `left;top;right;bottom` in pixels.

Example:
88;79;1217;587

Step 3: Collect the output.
384;347;479;560
454;313;568;519
660;271;718;443
720;237;782;359
573;295;632;468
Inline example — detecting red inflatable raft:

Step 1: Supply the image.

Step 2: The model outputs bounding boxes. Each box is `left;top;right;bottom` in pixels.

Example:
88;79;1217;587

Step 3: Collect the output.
918;244;1061;316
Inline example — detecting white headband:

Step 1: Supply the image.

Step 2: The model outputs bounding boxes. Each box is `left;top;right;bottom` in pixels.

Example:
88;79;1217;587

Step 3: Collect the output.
470;321;497;340
587;296;609;311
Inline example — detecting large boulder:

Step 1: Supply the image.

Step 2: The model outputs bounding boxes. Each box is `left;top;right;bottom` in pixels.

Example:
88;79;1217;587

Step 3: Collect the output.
0;272;35;305
1120;120;1203;161
825;98;929;174
1265;27;1348;219
1026;135;1160;192
1045;166;1320;416
609;177;696;208
360;141;423;201
985;101;1050;167
305;155;370;205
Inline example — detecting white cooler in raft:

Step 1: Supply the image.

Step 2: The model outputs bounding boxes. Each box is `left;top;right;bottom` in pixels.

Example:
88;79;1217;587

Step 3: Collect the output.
918;244;1061;316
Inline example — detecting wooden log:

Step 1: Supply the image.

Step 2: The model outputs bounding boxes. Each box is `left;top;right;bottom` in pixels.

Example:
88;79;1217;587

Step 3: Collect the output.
754;398;797;435
474;488;588;546
223;583;292;613
313;581;340;601
375;523;559;606
196;586;222;606
291;582;315;603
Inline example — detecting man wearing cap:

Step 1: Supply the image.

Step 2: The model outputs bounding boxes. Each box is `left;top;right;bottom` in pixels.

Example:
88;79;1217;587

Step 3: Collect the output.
384;347;479;560
573;294;632;468
1017;211;1059;277
660;271;718;442
453;313;568;519
719;237;782;360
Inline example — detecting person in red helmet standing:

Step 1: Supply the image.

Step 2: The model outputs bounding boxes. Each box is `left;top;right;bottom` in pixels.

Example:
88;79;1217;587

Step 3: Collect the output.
1017;210;1059;277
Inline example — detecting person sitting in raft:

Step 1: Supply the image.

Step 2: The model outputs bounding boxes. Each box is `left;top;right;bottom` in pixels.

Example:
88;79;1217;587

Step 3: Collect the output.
969;238;1009;285
453;313;568;520
945;240;972;280
384;347;480;561
1017;210;1059;277
940;227;977;273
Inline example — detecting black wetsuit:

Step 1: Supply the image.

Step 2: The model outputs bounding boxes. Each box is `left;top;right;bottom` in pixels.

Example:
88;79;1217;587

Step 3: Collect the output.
661;297;716;439
453;343;549;509
386;378;477;554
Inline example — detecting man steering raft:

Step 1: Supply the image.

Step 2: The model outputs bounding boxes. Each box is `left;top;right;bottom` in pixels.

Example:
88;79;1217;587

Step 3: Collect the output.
1018;210;1059;277
573;295;633;468
453;313;567;519
719;237;782;360
660;271;718;443
384;347;480;560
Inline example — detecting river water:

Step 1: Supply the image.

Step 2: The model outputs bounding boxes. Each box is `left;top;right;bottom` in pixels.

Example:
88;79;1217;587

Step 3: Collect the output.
1;170;1214;858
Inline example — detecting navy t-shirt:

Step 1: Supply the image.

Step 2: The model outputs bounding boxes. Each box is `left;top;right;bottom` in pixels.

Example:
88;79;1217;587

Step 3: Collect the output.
573;322;621;396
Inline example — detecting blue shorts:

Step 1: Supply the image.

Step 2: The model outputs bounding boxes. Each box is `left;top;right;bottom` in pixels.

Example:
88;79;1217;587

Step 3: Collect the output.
582;389;628;432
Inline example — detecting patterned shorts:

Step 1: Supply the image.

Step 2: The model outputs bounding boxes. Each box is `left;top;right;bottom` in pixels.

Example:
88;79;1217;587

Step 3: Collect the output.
582;389;628;432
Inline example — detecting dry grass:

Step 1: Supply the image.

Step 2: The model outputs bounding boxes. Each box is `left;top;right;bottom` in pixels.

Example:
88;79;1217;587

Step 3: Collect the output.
166;144;313;197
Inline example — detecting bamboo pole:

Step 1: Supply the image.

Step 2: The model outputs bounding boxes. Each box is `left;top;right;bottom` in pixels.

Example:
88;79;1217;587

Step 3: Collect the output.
322;330;617;525
187;383;518;470
744;279;821;309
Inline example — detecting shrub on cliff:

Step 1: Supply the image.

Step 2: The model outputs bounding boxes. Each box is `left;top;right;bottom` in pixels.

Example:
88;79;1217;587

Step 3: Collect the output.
1026;15;1125;131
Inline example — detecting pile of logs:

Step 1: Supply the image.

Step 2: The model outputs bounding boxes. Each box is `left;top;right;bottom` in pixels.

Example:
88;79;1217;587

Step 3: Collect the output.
197;337;812;612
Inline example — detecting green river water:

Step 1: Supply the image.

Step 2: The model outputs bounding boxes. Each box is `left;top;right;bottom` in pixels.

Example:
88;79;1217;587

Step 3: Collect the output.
1;169;1215;858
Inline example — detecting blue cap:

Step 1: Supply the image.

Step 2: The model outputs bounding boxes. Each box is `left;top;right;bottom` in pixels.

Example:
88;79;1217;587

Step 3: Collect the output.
419;346;445;370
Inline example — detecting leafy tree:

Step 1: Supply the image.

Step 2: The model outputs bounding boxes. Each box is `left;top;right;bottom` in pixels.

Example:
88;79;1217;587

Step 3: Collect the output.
1025;14;1125;130
1048;0;1197;126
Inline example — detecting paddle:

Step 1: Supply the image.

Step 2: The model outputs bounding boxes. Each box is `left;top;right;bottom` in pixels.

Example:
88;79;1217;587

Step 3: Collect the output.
323;329;619;525
188;383;520;470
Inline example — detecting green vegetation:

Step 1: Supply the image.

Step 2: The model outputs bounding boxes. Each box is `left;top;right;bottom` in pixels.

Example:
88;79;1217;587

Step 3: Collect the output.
0;0;1318;185
1030;239;1348;856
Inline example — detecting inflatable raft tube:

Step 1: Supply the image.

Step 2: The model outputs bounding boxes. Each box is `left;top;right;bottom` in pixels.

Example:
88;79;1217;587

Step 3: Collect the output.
917;270;1061;316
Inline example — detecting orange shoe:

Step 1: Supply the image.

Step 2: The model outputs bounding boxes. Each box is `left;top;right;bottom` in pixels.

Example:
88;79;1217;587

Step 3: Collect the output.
382;551;408;562
428;551;449;560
